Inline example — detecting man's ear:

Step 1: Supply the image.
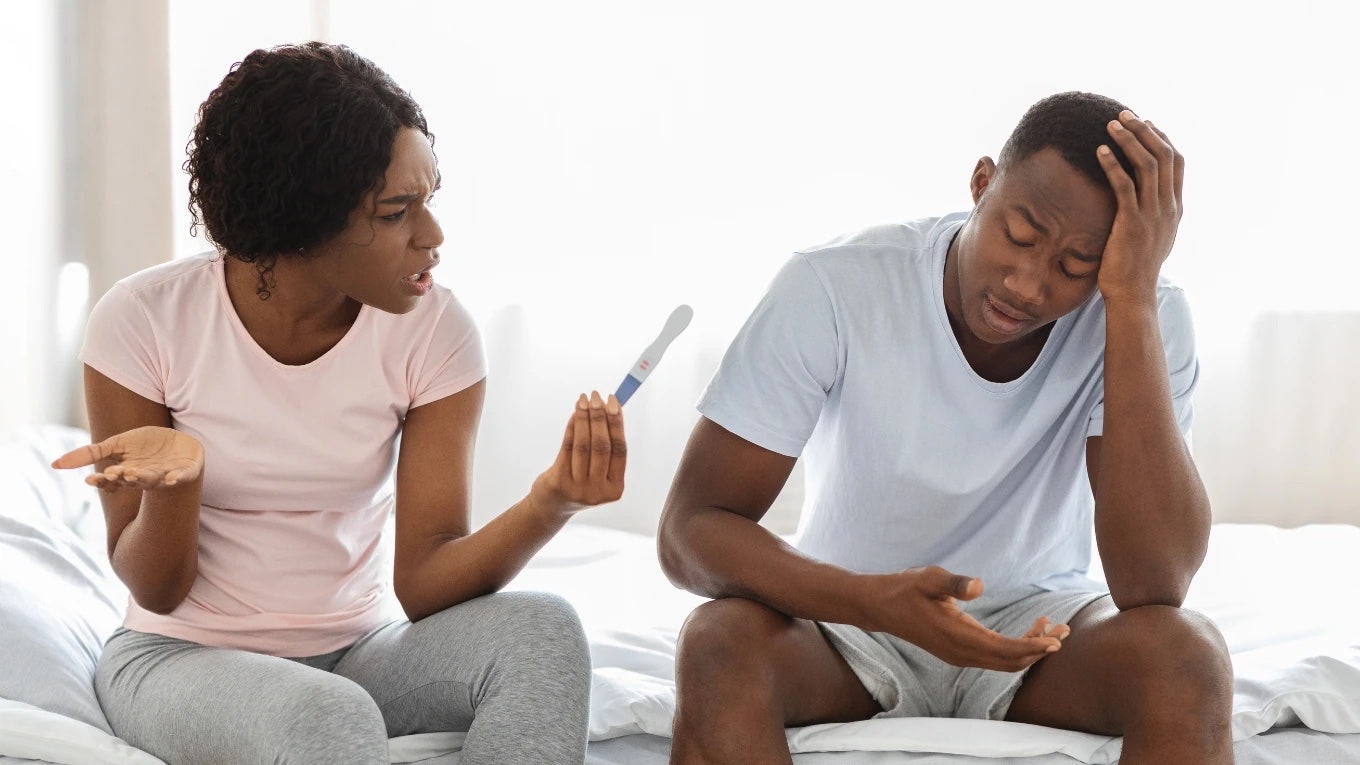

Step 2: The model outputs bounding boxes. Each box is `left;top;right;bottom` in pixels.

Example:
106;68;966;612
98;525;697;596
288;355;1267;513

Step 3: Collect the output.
970;157;997;206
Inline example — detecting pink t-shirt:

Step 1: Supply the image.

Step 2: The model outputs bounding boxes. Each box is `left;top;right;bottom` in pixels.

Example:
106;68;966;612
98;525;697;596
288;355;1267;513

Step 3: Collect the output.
80;252;486;656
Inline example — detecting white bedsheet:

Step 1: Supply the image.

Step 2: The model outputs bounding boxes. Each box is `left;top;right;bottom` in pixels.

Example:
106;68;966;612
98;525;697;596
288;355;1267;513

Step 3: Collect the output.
526;522;1360;761
4;522;1358;764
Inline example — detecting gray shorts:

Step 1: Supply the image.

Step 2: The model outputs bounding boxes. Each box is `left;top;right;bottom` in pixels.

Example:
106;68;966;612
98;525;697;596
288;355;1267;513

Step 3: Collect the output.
820;585;1109;721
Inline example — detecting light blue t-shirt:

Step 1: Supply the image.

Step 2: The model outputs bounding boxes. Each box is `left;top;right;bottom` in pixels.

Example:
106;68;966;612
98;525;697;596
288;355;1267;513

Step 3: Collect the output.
697;213;1198;590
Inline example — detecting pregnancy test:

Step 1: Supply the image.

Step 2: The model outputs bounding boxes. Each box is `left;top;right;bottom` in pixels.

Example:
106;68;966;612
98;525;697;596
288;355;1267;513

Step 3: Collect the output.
615;304;694;405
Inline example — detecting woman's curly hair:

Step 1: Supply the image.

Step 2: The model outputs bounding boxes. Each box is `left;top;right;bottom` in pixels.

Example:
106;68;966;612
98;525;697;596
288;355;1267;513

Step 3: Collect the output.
185;42;432;299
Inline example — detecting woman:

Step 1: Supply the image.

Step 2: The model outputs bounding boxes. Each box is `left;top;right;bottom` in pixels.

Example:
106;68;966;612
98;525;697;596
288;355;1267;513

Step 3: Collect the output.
52;42;624;764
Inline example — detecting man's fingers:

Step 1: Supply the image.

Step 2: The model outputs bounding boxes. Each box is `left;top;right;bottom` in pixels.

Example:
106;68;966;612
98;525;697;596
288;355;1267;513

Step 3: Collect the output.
1145;119;1184;213
937;610;1061;669
587;390;610;483
605;394;626;484
912;566;982;600
1107;112;1159;207
1023;616;1051;639
1021;616;1071;642
1096;143;1137;210
965;630;1062;670
570;393;590;482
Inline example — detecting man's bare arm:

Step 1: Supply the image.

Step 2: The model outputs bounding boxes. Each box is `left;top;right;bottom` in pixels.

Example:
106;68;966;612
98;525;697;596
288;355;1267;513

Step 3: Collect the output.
1089;112;1211;610
659;417;1066;671
658;418;877;626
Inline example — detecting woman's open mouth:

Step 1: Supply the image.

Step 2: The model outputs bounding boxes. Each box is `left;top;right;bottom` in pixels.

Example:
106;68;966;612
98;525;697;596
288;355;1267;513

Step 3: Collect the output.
400;270;434;296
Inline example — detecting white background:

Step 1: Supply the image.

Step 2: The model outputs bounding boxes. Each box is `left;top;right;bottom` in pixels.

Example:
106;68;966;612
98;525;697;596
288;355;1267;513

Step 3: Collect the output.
5;1;1356;533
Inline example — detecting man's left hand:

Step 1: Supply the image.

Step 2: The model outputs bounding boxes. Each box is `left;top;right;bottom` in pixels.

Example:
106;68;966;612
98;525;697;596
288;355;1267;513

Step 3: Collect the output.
1095;110;1185;308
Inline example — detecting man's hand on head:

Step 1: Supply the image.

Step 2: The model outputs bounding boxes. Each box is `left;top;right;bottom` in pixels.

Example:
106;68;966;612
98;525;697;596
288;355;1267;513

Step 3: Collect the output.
856;566;1070;672
1094;110;1185;309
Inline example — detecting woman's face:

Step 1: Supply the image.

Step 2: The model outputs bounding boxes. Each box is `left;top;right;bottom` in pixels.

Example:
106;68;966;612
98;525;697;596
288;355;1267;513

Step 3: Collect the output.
313;127;444;314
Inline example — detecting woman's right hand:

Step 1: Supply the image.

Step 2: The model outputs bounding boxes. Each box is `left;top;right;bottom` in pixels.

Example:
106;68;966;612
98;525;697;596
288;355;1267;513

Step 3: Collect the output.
51;425;204;492
530;390;627;518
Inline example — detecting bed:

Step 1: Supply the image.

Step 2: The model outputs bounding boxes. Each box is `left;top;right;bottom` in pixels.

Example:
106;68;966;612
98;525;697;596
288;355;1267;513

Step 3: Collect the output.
3;426;1358;764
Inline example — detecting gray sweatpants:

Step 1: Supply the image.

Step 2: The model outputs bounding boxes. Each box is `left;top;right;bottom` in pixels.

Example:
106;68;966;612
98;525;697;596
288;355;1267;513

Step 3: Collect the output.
94;591;591;765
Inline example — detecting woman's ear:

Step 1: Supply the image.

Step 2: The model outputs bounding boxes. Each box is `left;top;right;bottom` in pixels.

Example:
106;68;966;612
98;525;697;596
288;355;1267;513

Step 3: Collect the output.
970;157;997;206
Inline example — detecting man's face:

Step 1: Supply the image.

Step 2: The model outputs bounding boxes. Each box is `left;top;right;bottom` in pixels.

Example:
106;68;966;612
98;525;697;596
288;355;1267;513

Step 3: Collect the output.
951;147;1115;346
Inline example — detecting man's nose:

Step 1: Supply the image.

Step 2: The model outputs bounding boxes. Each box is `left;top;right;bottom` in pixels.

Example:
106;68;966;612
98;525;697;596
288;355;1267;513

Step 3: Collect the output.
1003;253;1047;308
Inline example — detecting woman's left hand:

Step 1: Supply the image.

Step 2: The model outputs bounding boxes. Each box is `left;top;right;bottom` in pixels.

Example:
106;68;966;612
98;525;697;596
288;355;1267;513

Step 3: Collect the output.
530;390;626;517
1095;110;1185;308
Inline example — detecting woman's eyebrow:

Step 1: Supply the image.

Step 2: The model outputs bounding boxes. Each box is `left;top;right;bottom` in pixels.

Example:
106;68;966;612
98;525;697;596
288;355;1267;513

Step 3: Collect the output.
377;191;424;205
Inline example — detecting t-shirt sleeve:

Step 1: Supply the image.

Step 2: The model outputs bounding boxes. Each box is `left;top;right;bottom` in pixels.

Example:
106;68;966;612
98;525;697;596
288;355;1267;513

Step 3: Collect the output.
1086;285;1199;439
78;283;167;404
410;292;488;409
696;252;841;458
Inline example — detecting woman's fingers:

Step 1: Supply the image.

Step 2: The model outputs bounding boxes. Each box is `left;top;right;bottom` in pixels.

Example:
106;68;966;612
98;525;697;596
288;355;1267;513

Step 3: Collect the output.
605;394;626;484
557;409;576;468
587;391;610;483
548;391;627;509
570;393;590;482
51;433;123;470
127;467;165;488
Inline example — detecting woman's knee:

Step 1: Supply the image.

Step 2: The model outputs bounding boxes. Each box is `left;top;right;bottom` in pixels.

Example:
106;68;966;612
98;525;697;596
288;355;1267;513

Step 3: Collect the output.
276;678;388;762
477;591;591;683
497;591;587;649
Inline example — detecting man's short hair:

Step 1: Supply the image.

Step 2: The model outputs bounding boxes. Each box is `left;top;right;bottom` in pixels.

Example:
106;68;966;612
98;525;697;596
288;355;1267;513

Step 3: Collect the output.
998;91;1138;189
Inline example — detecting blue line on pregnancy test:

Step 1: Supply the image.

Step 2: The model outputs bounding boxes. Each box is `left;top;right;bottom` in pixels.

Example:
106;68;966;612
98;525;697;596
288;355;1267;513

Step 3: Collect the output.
615;304;694;405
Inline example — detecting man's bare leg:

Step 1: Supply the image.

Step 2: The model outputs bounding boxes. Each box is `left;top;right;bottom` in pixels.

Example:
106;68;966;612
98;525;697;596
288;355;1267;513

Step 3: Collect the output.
1006;597;1234;765
669;597;882;765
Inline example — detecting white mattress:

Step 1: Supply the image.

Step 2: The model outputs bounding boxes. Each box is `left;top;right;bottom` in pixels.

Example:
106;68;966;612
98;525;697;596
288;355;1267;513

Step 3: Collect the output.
582;728;1360;764
4;521;1359;764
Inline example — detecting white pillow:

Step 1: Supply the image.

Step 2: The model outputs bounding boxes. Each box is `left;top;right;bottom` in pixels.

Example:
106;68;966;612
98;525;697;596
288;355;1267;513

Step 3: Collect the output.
0;699;163;765
0;427;124;735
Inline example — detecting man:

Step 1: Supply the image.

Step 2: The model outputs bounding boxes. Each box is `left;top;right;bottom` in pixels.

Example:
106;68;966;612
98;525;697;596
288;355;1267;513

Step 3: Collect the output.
658;91;1233;765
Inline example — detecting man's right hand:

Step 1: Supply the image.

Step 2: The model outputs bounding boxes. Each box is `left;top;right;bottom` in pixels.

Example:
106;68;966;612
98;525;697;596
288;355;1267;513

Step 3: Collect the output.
52;425;204;492
861;566;1070;672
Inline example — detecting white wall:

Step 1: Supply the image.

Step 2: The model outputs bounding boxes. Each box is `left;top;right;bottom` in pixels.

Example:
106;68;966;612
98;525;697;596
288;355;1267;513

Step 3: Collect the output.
75;0;175;307
24;1;1358;532
0;1;62;435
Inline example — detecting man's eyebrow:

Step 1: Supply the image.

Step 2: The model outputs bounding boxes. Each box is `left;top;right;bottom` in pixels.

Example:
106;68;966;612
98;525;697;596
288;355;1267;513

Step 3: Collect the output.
1015;205;1100;262
1014;205;1049;237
